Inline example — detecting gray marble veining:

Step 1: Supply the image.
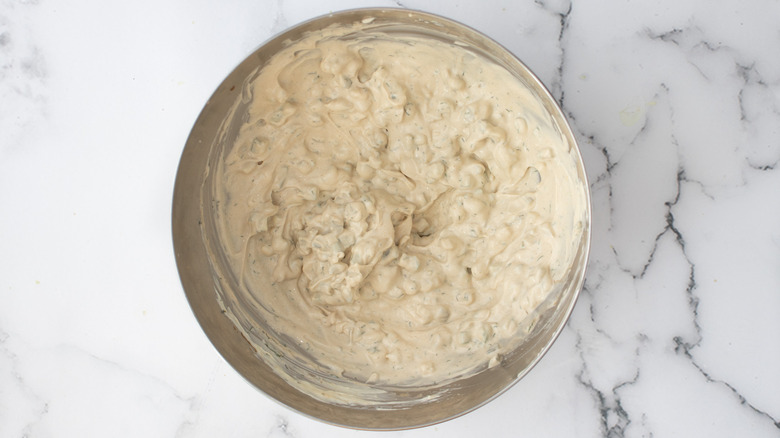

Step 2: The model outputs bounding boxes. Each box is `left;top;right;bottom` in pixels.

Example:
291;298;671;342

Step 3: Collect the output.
0;0;778;436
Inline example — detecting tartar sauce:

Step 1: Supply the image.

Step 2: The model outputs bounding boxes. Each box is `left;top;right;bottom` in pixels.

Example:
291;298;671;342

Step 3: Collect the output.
212;22;586;404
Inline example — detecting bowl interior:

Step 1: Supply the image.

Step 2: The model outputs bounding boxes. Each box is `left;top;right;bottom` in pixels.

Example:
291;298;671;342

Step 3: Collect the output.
172;8;591;430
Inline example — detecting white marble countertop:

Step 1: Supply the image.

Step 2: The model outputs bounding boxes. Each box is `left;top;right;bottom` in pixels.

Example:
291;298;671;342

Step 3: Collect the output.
2;0;779;436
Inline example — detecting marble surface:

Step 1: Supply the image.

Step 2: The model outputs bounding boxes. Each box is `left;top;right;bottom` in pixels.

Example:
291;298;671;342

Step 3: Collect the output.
1;0;778;436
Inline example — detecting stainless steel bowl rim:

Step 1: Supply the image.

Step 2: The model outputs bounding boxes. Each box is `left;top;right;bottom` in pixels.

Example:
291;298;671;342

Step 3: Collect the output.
172;7;592;430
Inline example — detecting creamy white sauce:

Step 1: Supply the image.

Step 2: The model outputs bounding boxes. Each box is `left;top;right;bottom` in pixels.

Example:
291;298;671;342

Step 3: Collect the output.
212;22;586;404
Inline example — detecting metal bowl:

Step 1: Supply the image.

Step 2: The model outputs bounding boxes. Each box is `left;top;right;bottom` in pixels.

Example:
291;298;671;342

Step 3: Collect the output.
172;8;591;430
